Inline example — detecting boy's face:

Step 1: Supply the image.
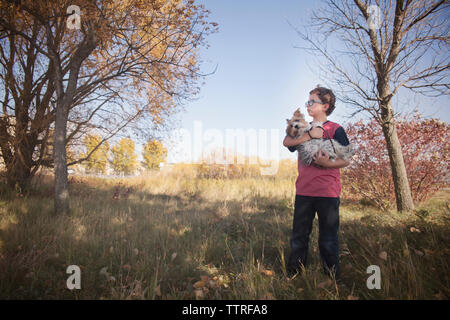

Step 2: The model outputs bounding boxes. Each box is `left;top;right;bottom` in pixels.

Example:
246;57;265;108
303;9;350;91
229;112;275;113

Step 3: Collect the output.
306;93;329;118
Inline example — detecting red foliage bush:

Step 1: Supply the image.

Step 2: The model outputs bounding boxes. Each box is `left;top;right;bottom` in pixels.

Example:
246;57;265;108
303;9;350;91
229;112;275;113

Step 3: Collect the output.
342;113;449;210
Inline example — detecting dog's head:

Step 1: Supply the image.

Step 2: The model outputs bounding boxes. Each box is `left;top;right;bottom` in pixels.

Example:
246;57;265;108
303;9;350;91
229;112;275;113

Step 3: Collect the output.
286;108;308;138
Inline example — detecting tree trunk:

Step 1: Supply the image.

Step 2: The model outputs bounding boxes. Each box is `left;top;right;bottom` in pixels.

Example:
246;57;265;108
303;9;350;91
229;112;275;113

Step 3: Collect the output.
6;158;33;192
1;117;36;192
53;101;69;215
381;101;415;212
51;37;98;215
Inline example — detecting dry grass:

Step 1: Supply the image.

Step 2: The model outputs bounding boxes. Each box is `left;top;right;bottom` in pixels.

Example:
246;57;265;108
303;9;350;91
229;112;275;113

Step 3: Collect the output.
0;168;448;300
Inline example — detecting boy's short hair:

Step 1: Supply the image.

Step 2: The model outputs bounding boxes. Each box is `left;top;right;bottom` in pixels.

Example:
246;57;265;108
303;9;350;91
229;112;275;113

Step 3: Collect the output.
309;86;336;115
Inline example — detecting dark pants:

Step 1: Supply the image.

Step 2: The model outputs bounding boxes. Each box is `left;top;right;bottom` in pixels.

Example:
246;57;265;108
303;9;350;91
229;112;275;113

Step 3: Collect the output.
287;195;340;278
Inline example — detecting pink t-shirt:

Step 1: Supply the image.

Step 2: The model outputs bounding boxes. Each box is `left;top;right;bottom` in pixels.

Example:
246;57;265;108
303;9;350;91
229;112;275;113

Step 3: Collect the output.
295;121;344;198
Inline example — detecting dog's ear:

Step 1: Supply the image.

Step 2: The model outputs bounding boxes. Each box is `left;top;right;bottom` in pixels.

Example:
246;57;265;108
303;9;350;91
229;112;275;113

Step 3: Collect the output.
293;109;303;118
286;119;290;124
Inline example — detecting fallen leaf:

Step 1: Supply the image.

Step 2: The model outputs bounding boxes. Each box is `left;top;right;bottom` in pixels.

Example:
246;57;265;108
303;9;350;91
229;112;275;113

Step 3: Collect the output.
171;252;177;261
193;280;206;289
410;227;421;233
216;275;229;288
200;275;210;282
297;288;304;293
318;280;332;289
414;249;424;257
379;251;388;260
434;292;444;300
262;269;274;276
133;248;139;256
403;249;409;257
194;289;204;299
99;267;108;276
261;293;275;300
154;285;161;297
347;295;359;300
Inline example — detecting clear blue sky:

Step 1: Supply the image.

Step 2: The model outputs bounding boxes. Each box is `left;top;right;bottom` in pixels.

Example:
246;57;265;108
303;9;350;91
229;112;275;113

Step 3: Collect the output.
164;0;450;164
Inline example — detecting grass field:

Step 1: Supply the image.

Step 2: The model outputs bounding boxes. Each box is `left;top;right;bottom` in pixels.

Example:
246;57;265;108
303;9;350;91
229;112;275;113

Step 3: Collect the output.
0;170;449;300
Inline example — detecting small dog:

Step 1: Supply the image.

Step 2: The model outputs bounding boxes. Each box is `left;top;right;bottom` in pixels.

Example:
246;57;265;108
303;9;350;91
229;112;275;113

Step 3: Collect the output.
286;108;355;166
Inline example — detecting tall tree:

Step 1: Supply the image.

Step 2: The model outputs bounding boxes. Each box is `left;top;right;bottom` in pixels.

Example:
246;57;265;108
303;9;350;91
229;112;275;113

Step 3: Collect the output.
81;133;109;174
294;0;449;212
110;137;138;175
0;9;56;190
0;0;217;214
142;139;167;170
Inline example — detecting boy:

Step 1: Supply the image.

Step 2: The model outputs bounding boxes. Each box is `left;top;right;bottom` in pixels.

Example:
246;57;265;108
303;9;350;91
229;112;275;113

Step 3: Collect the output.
283;86;350;279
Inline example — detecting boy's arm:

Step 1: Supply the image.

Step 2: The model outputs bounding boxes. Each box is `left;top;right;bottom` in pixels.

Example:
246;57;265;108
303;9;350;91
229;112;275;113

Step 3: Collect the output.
283;133;310;149
313;127;352;168
283;127;323;149
314;153;350;168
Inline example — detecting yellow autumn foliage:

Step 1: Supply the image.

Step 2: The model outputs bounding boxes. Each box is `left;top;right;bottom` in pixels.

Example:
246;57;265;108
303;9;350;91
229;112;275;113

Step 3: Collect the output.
110;138;138;175
142;140;168;170
81;134;110;174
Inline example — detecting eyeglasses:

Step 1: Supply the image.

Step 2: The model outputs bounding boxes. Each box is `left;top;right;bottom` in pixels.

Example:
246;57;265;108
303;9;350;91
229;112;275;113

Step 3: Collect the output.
305;99;324;107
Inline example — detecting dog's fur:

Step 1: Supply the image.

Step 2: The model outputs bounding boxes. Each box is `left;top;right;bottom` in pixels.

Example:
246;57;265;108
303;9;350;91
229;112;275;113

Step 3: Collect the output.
286;108;355;166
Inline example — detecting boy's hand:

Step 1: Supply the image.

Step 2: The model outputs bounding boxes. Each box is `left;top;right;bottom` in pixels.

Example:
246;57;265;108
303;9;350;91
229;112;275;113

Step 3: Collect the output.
309;127;323;139
313;150;330;167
